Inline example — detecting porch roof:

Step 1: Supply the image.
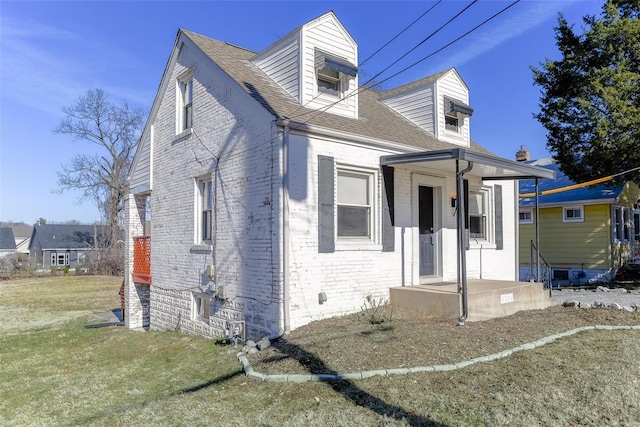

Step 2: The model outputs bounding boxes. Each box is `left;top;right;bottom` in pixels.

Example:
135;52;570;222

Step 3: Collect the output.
380;148;556;181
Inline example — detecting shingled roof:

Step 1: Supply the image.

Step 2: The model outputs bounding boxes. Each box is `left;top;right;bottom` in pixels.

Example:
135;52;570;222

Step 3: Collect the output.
0;227;17;251
181;30;492;155
30;224;101;250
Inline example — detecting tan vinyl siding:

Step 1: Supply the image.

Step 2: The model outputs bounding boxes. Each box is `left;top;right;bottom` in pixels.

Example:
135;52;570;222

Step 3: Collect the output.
519;204;611;270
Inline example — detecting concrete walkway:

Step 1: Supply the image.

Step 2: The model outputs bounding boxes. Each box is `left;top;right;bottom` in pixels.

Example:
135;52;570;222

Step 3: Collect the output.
237;325;640;383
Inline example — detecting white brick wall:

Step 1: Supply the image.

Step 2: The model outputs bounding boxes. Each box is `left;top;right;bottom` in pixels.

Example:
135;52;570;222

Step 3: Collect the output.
143;39;282;340
127;35;521;341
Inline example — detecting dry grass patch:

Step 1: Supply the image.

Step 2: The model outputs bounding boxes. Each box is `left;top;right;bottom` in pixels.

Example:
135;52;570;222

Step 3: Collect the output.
2;276;640;426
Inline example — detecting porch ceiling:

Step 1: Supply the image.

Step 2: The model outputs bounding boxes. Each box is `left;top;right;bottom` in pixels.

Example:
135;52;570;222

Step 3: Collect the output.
380;148;556;181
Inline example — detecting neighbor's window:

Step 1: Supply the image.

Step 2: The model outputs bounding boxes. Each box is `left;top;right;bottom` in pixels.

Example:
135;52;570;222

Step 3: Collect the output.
468;189;489;239
337;169;373;238
563;206;584;223
197;178;213;243
519;209;533;224
50;252;69;266
178;75;193;131
612;205;631;242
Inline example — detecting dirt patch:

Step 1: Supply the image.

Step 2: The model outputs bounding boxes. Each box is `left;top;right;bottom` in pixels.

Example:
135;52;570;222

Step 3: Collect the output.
247;305;640;375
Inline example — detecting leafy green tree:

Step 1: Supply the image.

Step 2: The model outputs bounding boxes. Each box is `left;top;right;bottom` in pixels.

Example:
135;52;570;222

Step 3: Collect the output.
532;0;640;185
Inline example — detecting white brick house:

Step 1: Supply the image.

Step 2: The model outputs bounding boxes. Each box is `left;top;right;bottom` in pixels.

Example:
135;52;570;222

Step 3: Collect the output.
124;12;554;339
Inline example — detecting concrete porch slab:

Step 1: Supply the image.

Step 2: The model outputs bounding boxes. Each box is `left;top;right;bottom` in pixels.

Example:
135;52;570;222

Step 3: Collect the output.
390;280;555;322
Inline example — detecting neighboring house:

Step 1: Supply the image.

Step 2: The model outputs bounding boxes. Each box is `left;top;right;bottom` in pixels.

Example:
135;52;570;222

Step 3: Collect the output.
0;227;17;257
10;223;33;255
124;12;554;339
29;224;100;271
519;158;640;284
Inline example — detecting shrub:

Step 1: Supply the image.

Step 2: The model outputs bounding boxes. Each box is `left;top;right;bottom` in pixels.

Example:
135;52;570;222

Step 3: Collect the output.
358;295;393;325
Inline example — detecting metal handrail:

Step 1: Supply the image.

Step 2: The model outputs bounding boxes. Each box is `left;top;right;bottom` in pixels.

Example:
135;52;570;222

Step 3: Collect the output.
530;240;552;295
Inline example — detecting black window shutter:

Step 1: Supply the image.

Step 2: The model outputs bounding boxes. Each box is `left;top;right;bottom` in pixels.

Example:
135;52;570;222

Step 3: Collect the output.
318;155;335;253
494;185;503;250
382;166;395;252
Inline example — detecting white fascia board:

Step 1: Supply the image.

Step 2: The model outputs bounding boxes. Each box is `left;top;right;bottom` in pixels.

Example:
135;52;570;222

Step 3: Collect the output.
277;119;423;154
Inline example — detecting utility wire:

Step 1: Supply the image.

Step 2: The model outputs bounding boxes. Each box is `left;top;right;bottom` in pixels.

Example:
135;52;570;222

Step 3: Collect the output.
519;165;640;198
293;0;521;124
359;1;442;67
289;1;443;117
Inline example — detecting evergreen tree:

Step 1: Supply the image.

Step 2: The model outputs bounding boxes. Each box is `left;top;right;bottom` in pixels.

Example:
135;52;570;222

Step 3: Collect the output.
532;0;640;185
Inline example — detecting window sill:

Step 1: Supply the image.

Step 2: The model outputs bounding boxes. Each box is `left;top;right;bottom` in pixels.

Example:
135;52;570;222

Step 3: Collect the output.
190;244;212;253
468;241;496;250
174;128;193;143
336;240;382;251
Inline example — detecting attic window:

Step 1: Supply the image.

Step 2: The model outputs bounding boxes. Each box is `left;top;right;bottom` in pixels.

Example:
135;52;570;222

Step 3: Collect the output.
315;49;357;97
445;113;460;132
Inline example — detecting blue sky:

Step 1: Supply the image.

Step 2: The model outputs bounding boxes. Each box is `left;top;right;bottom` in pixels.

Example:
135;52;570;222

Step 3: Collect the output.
0;0;603;224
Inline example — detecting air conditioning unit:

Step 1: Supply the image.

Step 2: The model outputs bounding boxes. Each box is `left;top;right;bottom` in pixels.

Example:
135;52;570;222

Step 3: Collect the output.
216;285;227;300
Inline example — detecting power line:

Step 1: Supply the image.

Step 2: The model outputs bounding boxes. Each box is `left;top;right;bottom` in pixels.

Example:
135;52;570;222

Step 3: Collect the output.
292;0;521;123
359;1;442;67
289;1;443;117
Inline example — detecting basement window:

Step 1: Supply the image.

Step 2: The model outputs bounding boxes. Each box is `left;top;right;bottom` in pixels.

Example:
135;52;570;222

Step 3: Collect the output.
192;293;210;322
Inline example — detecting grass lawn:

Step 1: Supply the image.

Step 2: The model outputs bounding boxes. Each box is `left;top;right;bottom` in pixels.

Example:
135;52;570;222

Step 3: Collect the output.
1;276;639;426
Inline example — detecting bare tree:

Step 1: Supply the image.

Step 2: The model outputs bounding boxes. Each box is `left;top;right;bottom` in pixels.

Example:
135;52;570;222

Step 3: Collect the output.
54;89;144;274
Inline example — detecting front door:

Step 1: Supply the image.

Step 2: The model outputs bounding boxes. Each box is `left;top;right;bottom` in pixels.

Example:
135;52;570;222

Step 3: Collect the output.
419;186;435;276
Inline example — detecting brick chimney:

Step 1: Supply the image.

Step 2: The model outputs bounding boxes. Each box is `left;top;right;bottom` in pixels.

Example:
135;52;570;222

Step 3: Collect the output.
515;145;530;162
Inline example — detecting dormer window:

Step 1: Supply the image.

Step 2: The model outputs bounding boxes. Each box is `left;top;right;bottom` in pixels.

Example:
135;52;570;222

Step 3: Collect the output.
444;97;473;133
445;112;460;132
318;68;341;96
315;49;357;98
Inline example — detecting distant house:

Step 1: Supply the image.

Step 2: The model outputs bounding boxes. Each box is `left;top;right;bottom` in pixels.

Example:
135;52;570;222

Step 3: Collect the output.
519;158;640;284
29;224;101;271
124;11;554;339
0;227;17;257
11;223;33;255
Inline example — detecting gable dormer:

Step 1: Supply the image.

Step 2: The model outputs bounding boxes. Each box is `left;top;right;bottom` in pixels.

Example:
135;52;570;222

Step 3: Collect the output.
252;11;358;119
381;68;473;147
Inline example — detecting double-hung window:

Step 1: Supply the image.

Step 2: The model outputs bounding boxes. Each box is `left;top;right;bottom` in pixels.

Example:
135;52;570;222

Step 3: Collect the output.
197;178;213;244
318;68;342;97
468;189;488;239
178;74;193;132
337;169;373;239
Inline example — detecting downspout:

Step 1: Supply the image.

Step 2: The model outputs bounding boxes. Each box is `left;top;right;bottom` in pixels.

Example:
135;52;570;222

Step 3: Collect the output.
281;121;291;335
535;178;540;285
457;159;474;326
